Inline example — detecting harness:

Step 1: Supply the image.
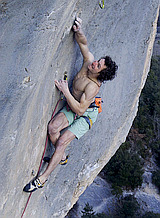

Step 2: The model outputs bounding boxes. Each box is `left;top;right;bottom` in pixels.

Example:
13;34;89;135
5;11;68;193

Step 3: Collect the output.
89;97;103;113
81;116;93;129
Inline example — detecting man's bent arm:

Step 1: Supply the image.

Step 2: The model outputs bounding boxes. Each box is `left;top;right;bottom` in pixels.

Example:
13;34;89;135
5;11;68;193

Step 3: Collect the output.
64;87;99;116
55;80;99;116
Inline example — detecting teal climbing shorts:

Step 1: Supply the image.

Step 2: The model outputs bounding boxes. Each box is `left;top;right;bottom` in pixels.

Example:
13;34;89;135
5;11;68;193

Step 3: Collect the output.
60;106;99;139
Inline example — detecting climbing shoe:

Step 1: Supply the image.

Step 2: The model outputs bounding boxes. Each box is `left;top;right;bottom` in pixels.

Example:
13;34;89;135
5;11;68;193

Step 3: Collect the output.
43;157;50;163
23;178;45;193
43;155;69;165
59;155;69;165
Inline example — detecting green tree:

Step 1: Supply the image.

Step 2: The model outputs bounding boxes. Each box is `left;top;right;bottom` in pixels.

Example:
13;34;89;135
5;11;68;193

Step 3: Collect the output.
116;195;140;218
81;202;95;218
152;170;160;193
133;57;160;142
94;213;109;218
81;203;110;218
103;143;144;194
141;211;160;218
150;140;160;167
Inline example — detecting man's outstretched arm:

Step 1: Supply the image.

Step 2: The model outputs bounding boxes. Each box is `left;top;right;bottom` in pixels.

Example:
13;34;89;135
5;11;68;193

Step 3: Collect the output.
73;17;94;63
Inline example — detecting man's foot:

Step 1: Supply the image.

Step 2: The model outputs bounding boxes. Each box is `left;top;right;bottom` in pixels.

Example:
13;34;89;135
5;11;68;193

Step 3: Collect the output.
43;155;69;165
43;157;50;163
23;178;45;193
59;155;69;165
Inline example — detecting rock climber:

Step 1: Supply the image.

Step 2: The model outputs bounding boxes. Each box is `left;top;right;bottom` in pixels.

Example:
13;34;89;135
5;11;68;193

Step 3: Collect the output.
23;17;118;192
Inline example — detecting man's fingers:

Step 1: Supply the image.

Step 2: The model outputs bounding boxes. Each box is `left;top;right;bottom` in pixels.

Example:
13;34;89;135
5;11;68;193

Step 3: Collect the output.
73;25;76;30
55;79;67;86
73;21;81;32
76;17;82;24
73;25;79;31
54;79;59;84
54;80;60;87
72;17;82;32
75;21;80;27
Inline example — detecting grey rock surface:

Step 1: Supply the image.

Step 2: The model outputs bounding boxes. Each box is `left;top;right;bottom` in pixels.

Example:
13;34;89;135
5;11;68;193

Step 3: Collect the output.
0;0;159;217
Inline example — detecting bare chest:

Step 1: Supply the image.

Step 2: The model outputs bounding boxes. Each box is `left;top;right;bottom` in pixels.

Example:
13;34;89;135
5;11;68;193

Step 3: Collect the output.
73;76;89;91
72;76;89;100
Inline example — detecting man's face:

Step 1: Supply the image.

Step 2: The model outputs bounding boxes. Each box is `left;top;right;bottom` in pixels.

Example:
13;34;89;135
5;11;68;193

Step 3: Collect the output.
88;58;107;74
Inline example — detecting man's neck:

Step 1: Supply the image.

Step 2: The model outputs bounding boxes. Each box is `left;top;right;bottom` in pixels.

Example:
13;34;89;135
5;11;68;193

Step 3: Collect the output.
87;70;101;87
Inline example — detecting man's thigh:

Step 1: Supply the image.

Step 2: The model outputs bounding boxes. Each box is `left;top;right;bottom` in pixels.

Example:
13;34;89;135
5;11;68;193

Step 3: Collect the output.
67;116;89;140
48;112;69;132
60;106;75;126
67;108;99;139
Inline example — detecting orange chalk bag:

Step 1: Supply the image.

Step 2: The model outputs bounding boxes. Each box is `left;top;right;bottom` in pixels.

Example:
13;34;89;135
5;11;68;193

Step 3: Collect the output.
95;97;103;113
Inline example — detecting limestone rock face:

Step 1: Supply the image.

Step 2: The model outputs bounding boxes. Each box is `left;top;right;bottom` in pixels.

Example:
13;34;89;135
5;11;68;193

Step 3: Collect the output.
0;0;159;217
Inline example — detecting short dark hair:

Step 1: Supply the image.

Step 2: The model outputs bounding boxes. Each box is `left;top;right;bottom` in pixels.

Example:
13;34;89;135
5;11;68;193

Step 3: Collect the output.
98;56;118;83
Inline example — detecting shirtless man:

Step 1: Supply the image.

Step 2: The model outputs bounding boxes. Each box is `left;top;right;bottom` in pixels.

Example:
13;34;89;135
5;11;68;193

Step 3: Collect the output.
23;18;118;192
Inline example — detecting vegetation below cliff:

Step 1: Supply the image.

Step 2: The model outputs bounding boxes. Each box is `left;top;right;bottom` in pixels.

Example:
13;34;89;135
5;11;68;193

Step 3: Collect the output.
103;56;160;193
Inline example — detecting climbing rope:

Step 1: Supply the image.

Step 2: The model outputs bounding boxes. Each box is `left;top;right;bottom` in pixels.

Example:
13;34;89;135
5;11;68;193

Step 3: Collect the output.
21;98;61;218
99;0;104;9
21;73;67;218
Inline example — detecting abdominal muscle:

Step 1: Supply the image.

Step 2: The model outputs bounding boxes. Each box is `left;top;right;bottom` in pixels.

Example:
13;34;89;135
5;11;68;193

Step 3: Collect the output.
72;78;86;101
72;75;95;104
72;70;91;98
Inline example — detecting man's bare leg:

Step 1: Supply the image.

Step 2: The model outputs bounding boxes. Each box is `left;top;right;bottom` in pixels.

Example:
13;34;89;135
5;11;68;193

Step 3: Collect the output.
48;112;69;159
48;112;69;144
23;113;73;192
39;130;75;184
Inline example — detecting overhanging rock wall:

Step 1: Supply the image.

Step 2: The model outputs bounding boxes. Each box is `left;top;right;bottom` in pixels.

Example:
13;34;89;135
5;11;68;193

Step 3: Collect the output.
0;0;159;217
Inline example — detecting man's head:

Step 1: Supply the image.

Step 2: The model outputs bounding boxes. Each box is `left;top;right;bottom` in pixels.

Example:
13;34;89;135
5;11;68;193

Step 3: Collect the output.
97;56;118;83
88;56;118;83
88;58;106;75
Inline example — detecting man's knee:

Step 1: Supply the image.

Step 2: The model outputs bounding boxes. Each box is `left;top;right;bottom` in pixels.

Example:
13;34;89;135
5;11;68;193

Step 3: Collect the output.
48;121;59;136
48;112;68;136
56;137;66;152
56;131;75;152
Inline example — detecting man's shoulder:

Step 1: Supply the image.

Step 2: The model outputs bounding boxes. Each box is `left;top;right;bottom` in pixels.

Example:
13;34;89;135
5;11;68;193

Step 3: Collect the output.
85;80;100;93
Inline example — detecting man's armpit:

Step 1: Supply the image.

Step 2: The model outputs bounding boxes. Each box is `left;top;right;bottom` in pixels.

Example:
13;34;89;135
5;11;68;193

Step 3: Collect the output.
83;52;94;64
